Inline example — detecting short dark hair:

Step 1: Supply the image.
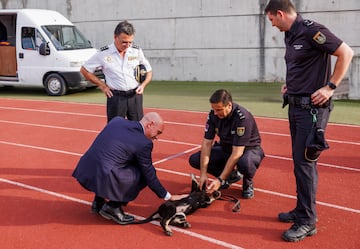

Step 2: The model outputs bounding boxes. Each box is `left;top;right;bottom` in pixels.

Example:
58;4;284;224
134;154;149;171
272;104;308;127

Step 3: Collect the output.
114;21;135;36
209;89;232;105
264;0;296;15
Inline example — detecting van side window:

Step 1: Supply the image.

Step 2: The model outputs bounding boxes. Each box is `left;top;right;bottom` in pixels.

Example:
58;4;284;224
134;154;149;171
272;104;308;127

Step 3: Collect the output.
21;27;44;50
0;20;7;42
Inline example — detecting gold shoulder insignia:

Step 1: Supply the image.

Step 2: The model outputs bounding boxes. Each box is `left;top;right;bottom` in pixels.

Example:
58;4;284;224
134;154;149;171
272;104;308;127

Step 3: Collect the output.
313;31;326;44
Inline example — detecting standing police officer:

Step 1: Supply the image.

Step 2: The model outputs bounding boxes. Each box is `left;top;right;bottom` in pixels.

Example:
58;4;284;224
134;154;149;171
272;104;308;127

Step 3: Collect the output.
265;0;354;242
81;21;152;122
189;89;265;199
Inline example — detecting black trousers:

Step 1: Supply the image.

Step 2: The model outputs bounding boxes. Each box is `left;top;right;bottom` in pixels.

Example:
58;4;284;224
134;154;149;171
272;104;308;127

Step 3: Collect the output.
288;102;332;225
189;144;264;187
106;92;143;122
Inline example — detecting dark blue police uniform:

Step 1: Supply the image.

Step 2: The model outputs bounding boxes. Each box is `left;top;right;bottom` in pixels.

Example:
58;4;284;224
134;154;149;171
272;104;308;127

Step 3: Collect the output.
72;117;168;202
189;103;265;189
283;15;342;225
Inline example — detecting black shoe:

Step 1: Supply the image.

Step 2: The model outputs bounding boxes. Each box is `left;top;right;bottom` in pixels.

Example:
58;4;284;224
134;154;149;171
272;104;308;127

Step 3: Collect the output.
91;200;105;214
282;223;317;242
242;183;254;199
219;170;243;190
278;210;296;223
99;204;135;225
227;170;243;184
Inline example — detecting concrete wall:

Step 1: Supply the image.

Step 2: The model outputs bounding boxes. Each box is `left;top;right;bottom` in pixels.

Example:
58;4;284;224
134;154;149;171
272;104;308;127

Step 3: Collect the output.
1;0;359;98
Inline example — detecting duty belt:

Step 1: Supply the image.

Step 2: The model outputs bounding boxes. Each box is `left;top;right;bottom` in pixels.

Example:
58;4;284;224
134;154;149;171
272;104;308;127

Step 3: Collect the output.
283;94;331;109
288;95;312;109
111;88;137;97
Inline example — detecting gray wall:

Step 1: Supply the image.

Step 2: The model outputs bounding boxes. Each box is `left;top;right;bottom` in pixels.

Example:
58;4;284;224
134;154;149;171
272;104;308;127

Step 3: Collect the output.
2;0;359;98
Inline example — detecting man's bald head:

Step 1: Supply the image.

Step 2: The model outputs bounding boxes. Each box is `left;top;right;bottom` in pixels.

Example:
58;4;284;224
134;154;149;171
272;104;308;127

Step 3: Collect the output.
141;112;164;140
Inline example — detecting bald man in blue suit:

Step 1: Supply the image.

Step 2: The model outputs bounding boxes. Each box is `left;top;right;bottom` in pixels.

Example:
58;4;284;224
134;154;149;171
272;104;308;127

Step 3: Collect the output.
73;112;185;225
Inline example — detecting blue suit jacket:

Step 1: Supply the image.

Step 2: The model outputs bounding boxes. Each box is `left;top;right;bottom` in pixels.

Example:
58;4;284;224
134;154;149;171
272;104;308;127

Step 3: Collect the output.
72;117;167;202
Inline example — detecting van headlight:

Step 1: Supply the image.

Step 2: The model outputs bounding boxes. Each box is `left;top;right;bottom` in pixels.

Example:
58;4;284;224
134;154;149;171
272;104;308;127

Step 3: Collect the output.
70;61;84;67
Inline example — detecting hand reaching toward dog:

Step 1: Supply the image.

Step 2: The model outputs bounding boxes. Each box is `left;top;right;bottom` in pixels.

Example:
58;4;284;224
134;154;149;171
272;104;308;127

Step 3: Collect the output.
206;179;221;194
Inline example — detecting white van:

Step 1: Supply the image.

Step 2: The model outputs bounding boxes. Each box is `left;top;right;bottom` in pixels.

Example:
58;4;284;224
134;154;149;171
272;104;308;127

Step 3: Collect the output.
0;9;101;96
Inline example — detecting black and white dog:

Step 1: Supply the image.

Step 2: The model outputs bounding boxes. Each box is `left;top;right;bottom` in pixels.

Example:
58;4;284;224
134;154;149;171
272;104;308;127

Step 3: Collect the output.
129;174;221;236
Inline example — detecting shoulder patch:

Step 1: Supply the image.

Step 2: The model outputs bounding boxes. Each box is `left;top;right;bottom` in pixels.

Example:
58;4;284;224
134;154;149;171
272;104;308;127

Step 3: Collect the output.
303;19;314;27
236;127;245;137
313;31;326;44
100;45;109;51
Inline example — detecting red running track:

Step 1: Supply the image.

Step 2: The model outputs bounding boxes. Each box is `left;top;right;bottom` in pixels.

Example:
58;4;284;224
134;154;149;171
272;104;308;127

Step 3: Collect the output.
0;98;359;249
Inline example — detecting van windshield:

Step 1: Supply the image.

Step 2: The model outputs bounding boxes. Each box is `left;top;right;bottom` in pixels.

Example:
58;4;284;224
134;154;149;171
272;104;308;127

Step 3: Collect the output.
42;25;93;50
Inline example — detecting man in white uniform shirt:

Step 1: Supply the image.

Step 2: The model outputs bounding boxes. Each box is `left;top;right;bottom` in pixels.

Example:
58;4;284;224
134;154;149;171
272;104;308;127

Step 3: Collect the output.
80;21;153;122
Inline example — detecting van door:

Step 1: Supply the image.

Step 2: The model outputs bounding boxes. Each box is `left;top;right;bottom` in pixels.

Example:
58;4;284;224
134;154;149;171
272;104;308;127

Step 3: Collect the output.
17;26;47;85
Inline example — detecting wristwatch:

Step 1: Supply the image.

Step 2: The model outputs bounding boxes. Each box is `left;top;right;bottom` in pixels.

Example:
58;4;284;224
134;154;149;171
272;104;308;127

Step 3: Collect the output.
327;82;337;90
217;176;226;186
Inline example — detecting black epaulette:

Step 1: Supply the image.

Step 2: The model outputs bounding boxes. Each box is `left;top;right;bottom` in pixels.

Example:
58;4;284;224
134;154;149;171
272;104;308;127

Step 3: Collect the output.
131;44;140;49
236;110;245;120
100;45;109;51
303;19;314;27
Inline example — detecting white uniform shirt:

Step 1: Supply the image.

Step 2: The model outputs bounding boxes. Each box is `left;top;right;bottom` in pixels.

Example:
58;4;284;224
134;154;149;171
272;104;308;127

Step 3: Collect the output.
83;43;152;91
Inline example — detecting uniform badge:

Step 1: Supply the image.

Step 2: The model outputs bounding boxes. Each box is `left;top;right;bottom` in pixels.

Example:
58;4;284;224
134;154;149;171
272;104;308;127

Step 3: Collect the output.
236;127;245;136
313;31;326;44
105;56;113;63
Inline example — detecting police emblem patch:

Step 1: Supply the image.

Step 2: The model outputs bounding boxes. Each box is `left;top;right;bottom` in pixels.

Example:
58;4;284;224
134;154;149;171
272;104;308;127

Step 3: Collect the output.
313;31;326;44
236;127;245;136
105;56;113;63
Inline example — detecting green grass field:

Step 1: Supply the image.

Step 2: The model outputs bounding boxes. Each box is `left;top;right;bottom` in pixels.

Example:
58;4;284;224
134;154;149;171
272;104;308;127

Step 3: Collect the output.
1;81;359;125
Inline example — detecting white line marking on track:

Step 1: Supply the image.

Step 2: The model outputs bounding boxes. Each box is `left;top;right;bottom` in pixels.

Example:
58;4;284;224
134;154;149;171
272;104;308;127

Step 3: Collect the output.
2;139;360;214
0;177;243;249
1;118;359;146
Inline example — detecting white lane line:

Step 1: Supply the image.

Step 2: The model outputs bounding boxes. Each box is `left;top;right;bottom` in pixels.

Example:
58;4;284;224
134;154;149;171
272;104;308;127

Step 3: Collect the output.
0;177;243;249
0;106;105;118
0;98;360;128
1;140;359;216
1;119;359;147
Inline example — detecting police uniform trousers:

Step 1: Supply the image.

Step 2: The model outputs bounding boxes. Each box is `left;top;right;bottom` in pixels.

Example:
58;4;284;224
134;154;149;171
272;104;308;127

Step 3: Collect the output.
189;143;264;187
288;99;333;225
107;89;143;122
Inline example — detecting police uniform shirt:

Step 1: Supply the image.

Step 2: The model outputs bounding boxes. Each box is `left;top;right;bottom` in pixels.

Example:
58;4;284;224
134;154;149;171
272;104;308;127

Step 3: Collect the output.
83;43;152;91
284;15;343;95
204;103;261;153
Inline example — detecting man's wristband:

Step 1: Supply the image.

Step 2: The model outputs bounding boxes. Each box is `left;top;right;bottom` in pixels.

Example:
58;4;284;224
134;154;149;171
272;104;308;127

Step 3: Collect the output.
327;81;337;90
217;176;226;186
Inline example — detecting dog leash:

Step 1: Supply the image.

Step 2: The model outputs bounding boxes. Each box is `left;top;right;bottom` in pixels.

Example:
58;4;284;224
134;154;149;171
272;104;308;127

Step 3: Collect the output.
217;192;241;212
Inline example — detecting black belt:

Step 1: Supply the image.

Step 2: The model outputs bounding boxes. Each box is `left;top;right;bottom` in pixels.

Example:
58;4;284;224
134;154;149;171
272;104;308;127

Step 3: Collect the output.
285;94;331;109
111;88;137;97
288;95;312;109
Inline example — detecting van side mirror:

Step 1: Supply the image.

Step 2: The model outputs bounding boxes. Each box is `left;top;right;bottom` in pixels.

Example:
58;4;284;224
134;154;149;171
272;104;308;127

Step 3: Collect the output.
39;42;50;56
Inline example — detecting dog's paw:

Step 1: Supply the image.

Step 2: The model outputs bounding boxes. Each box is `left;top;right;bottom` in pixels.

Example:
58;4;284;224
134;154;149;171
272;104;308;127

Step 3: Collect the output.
183;221;191;228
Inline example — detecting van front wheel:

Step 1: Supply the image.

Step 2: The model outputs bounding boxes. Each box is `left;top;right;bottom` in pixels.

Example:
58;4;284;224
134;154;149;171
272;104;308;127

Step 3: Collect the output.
44;73;67;96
